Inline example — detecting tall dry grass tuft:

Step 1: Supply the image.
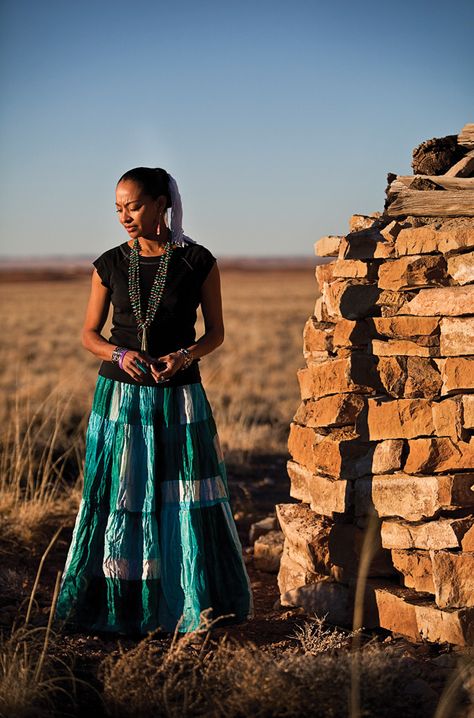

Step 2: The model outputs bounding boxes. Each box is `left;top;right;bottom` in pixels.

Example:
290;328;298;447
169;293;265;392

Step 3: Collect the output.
0;621;75;718
433;652;474;718
349;506;382;718
0;379;86;547
23;525;65;627
0;382;81;503
344;498;474;718
0;530;101;718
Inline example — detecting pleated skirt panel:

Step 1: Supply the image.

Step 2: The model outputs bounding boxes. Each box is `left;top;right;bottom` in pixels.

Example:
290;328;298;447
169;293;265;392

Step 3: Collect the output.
54;375;254;636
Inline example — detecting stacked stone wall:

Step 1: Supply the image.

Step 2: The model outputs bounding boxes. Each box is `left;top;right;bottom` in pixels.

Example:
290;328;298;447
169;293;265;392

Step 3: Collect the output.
277;123;474;647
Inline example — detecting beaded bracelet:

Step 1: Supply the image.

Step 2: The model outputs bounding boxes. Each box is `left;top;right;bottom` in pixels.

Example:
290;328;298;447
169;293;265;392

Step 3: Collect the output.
111;346;129;368
177;347;194;370
118;350;129;369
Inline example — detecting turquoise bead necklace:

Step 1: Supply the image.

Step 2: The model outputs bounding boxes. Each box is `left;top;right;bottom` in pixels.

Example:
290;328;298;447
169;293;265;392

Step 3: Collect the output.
128;235;174;352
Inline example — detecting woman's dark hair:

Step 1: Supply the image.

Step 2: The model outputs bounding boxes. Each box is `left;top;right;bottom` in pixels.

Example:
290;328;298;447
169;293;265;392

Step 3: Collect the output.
117;167;172;209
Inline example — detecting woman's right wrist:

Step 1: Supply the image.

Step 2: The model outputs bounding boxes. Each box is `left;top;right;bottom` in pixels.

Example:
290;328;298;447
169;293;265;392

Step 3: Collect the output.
111;345;129;368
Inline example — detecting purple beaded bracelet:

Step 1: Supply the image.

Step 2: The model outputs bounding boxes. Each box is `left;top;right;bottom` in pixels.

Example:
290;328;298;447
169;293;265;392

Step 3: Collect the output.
118;349;128;369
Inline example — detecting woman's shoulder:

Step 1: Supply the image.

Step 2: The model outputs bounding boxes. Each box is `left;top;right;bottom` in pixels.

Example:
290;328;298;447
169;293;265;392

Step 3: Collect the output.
180;241;217;284
93;242;127;263
180;241;217;268
92;243;127;289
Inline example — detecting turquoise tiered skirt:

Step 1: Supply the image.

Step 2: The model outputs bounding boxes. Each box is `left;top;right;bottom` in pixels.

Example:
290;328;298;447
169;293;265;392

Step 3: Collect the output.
54;375;254;635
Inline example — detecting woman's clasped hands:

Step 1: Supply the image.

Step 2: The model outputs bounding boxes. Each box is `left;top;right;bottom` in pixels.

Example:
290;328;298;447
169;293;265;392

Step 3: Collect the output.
120;350;187;384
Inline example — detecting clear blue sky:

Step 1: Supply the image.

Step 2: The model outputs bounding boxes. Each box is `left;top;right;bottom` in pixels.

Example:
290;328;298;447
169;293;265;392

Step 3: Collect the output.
0;0;472;258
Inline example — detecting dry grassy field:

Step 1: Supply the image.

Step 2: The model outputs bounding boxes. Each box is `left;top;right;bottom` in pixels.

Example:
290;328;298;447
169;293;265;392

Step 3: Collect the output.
0;267;316;448
0;268;471;717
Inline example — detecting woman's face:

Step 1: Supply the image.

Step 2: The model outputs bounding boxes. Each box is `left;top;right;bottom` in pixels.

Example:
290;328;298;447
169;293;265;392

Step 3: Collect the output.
115;179;167;239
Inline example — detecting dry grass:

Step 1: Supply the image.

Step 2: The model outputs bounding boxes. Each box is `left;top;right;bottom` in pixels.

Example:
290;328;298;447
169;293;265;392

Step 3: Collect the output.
0;622;74;718
99;608;471;718
0;531;101;718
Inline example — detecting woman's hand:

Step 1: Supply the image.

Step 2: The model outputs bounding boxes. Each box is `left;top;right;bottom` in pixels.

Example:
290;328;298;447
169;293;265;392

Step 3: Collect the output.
149;351;186;383
120;350;154;383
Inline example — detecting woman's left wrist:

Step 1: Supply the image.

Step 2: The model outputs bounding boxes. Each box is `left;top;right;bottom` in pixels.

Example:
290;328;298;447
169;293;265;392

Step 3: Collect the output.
176;347;194;370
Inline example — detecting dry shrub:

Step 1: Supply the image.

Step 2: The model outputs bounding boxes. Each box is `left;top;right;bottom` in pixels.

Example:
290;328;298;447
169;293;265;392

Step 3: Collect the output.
99;610;443;718
289;613;357;654
0;567;29;603
100;627;297;718
99;609;219;718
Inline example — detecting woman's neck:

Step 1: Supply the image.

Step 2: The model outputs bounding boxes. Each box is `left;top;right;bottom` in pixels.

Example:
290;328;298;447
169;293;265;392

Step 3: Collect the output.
128;231;170;256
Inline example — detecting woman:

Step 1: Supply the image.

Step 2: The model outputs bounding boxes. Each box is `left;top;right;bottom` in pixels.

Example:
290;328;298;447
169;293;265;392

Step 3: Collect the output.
53;167;254;636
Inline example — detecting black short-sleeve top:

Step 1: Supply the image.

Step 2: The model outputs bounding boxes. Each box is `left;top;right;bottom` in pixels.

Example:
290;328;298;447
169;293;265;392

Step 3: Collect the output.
91;240;217;387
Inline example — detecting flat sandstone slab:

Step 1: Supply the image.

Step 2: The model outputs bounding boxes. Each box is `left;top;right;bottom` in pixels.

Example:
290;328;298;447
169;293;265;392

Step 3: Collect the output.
314;235;343;257
438;357;474;394
355;472;474;521
376;356;442;399
297;355;381;399
440;317;474;356
463;396;474;429
371;339;439;357
365;396;462;440
447;250;474;285
381;516;474;551
395;225;474;255
277;548;323;595
371;315;440;337
404;437;474;473
378;254;448;291
374;583;474;646
391;549;434;594
288;422;372;479
286;460;350;517
276;499;394;582
399;285;474;316
293;393;365;429
431;549;474;608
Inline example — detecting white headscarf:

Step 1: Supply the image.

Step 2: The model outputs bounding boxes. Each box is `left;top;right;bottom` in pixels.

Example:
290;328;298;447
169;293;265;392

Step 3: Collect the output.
166;173;197;247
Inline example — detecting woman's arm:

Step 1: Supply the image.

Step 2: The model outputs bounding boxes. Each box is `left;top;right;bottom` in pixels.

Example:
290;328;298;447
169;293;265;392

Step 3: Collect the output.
81;269;115;361
81;269;152;383
186;261;225;359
